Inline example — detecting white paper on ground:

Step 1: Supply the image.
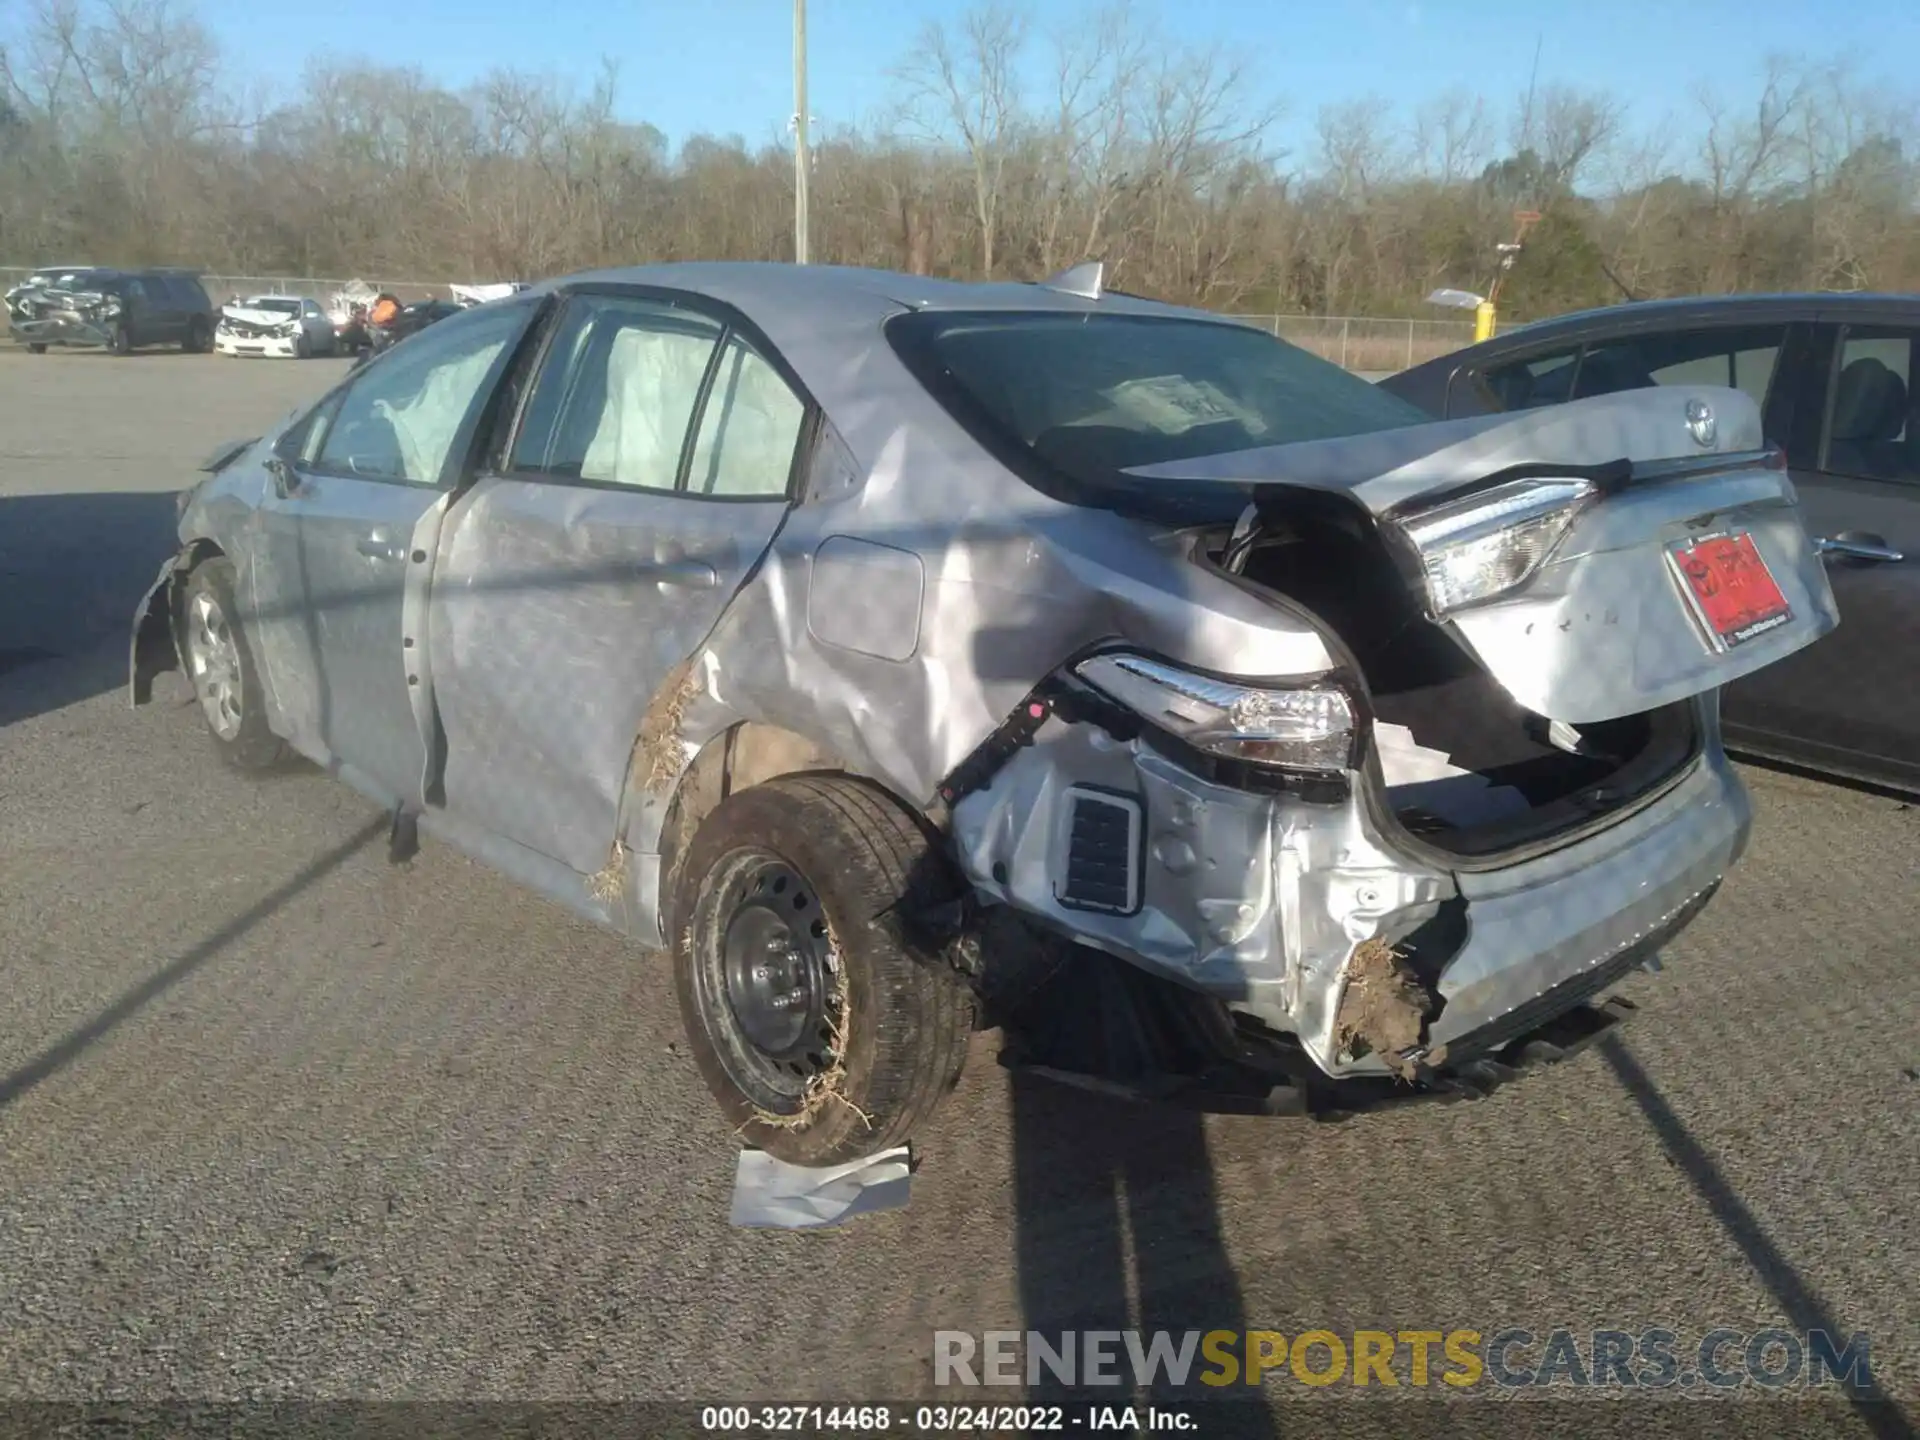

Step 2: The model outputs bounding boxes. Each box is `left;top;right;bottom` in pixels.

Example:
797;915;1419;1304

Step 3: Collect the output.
729;1145;912;1229
1373;722;1531;829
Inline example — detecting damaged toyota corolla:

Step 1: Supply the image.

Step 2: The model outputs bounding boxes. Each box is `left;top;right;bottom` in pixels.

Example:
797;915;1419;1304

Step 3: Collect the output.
130;262;1838;1163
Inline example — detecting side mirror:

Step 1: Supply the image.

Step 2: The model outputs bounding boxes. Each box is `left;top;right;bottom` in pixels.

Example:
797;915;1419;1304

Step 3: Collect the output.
264;454;300;499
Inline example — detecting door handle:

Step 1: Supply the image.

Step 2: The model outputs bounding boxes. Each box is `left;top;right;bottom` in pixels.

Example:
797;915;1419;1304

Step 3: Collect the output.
1815;536;1904;564
356;533;409;562
648;558;718;589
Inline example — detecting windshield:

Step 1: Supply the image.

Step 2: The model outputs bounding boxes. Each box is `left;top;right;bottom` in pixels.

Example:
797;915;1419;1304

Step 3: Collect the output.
42;272;106;291
889;310;1431;509
243;297;302;315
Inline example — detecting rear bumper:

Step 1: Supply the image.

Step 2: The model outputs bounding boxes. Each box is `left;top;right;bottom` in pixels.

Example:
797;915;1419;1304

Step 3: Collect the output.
952;698;1749;1082
1426;749;1745;1059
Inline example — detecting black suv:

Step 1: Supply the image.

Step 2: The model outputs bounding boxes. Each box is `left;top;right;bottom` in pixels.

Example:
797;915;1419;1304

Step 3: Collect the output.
6;266;217;354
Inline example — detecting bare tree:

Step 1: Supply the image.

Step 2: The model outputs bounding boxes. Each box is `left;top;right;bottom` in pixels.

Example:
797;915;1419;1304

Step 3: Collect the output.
893;5;1028;277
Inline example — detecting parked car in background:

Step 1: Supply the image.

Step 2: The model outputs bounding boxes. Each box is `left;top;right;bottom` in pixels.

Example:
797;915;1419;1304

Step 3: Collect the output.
6;266;215;354
214;294;338;359
1382;294;1918;793
356;297;464;366
327;280;380;352
130;263;1835;1164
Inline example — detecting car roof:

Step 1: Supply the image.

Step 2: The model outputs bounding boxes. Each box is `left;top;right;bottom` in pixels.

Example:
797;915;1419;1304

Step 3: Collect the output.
1475;291;1918;348
536;261;1221;329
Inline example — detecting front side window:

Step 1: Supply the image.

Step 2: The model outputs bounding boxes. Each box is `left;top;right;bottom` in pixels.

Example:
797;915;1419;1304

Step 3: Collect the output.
313;300;531;485
510;295;723;491
1823;326;1916;485
890;311;1429;502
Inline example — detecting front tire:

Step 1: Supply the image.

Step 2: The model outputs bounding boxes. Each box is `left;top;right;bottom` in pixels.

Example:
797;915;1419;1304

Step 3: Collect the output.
184;317;211;353
109;323;131;356
180;558;291;772
294;331;311;359
27;342;47;354
672;775;973;1166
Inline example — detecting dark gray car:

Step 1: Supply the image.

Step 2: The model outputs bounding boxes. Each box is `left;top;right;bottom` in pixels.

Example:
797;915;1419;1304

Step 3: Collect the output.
1383;294;1919;793
7;266;217;354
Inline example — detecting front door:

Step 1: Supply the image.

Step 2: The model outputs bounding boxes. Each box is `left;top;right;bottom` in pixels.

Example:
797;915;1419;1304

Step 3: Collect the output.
259;298;540;805
1720;320;1920;787
429;290;806;873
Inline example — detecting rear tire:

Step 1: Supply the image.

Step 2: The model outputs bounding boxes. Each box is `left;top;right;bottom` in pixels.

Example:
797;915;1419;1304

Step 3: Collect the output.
671;774;973;1166
179;558;292;773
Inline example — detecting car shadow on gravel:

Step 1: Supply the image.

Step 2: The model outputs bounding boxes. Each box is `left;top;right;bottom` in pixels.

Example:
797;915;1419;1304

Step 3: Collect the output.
1007;1074;1279;1435
0;489;182;728
0;815;386;1111
1599;1036;1913;1440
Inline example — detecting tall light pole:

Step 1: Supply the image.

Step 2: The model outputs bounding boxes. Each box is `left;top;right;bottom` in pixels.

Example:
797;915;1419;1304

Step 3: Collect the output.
792;0;810;265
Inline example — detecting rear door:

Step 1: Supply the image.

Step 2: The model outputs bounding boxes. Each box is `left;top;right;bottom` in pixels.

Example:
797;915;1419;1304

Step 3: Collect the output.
428;289;805;873
1720;318;1920;786
255;297;541;806
120;278;157;344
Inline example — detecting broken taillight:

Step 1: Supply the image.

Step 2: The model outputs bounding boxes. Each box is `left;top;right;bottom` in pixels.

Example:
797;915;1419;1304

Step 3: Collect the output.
1074;653;1356;772
1395;476;1597;617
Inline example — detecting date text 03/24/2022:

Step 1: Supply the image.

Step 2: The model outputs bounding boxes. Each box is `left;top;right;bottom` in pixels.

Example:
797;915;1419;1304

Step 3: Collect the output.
700;1405;1191;1433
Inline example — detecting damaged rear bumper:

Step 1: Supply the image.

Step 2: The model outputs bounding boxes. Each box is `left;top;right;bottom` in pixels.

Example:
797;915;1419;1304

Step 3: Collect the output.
950;699;1747;1085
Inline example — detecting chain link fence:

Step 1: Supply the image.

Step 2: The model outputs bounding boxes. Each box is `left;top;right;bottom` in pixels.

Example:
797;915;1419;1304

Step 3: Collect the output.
1225;314;1476;373
2;267;1477;374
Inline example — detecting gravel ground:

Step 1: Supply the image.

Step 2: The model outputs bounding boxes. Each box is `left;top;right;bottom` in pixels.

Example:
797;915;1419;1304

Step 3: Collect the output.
0;345;1915;1432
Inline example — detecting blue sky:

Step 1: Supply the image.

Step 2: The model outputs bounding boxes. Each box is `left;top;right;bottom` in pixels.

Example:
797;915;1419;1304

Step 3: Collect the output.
193;0;1913;161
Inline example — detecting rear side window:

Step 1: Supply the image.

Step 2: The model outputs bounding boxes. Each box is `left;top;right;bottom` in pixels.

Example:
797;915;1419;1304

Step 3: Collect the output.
890;312;1429;500
685;337;807;497
509;295;722;491
1476;324;1789;415
1823;326;1916;485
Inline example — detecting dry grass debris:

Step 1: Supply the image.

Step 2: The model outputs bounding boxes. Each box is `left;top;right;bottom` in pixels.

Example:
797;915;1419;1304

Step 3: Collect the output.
1333;936;1436;1081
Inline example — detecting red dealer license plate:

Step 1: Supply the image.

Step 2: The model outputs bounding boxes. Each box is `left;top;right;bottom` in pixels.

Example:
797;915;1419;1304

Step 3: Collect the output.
1667;532;1793;650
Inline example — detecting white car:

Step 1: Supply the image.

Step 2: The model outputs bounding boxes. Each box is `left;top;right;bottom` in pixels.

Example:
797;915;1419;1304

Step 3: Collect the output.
214;295;337;359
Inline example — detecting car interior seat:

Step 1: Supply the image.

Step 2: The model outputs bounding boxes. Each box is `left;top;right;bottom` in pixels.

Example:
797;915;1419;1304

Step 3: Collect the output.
1827;357;1909;478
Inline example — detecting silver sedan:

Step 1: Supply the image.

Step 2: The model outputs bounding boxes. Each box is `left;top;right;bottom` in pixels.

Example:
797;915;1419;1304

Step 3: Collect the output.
132;262;1838;1163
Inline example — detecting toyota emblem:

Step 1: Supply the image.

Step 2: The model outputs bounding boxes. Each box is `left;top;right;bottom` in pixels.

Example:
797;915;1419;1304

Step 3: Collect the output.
1686;398;1717;448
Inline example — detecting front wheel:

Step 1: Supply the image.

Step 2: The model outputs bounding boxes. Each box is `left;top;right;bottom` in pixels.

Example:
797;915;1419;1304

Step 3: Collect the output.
671;775;973;1166
180;558;292;772
109;323;131;356
184;317;211;353
27;343;47;354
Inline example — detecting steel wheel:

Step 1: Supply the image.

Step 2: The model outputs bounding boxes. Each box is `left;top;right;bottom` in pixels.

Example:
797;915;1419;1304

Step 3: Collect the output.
692;849;844;1113
185;588;244;741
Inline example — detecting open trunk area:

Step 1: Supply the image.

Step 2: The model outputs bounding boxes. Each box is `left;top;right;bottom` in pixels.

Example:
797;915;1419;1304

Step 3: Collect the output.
1223;500;1700;859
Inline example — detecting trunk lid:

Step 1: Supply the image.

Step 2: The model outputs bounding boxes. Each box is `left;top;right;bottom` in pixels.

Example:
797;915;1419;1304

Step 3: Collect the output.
1128;386;1839;724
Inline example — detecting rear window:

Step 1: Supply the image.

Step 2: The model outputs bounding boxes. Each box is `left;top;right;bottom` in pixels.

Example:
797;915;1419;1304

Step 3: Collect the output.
888;311;1430;509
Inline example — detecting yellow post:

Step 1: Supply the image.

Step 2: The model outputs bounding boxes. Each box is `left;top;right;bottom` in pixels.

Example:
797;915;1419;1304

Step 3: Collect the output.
1473;300;1496;343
